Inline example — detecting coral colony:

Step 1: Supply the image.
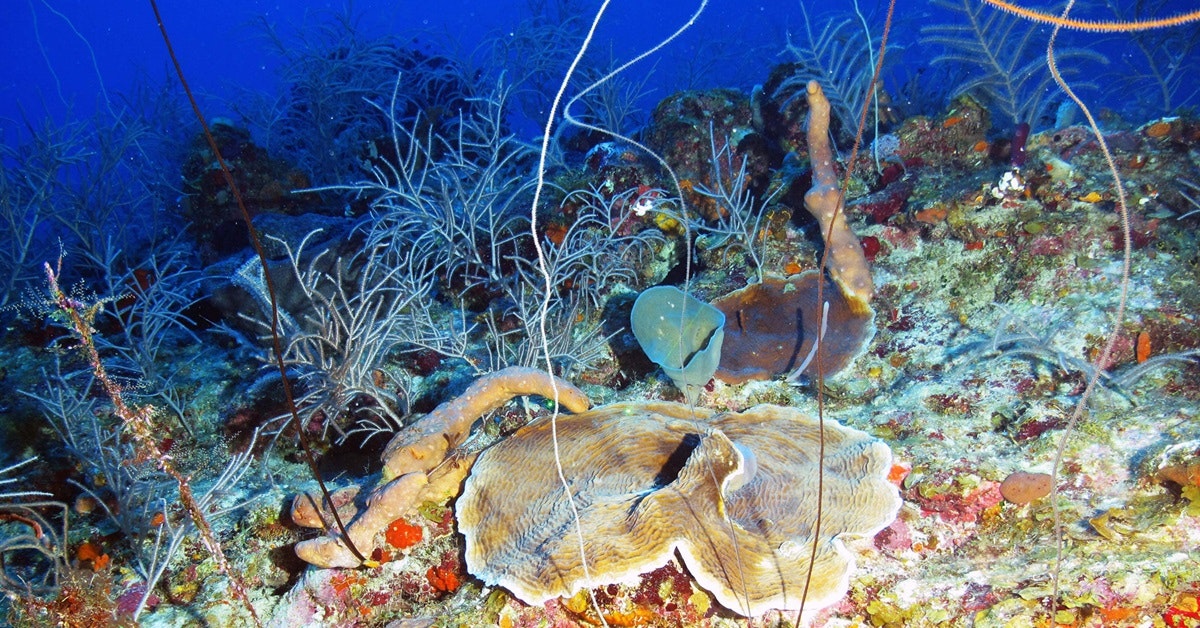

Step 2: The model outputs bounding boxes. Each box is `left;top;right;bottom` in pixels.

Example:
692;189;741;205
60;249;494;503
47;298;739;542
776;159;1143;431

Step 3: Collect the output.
4;1;1200;626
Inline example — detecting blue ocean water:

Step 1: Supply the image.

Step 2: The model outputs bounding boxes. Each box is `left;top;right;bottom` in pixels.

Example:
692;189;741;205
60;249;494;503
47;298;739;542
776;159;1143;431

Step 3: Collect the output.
3;0;792;142
7;0;1196;144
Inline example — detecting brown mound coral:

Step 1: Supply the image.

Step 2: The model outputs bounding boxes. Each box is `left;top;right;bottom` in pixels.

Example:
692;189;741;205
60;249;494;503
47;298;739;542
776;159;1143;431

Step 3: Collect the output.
714;273;875;384
999;471;1054;505
458;401;900;618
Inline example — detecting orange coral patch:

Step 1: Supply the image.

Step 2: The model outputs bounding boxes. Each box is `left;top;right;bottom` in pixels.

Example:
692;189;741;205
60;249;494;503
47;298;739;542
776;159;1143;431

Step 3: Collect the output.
604;608;659;626
76;541;110;571
887;462;912;487
330;571;365;596
1136;331;1151;364
76;540;100;562
385;518;423;550
427;563;460;593
1145;121;1171;138
1099;607;1138;622
544;223;568;246
370;546;392;565
914;206;948;224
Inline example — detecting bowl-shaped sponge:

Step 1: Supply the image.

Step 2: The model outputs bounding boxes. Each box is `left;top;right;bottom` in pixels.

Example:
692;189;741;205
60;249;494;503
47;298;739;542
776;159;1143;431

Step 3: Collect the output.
631;286;726;404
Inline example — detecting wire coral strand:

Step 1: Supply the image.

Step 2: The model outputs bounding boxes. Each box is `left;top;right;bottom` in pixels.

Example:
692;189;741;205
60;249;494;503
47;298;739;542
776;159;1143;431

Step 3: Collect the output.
146;0;367;571
800;0;895;623
530;1;709;621
559;2;709;409
560;2;708;292
1040;0;1133;610
529;3;614;626
979;0;1200;31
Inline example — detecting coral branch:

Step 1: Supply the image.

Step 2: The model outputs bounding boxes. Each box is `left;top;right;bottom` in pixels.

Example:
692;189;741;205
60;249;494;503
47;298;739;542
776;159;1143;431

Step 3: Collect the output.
380;366;589;481
295;367;590;568
979;0;1200;32
804;81;874;313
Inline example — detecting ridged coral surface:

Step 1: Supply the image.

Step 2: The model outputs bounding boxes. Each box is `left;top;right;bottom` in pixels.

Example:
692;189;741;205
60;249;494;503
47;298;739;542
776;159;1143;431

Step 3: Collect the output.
459;401;900;618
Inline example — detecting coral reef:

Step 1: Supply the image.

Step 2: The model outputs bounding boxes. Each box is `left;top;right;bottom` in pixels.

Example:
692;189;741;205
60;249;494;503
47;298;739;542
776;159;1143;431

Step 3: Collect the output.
5;2;1200;626
644;89;770;222
180;120;318;259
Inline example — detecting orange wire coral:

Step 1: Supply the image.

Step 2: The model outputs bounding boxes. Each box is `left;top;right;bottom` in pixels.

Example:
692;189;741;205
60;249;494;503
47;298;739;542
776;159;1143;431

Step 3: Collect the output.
979;0;1200;31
